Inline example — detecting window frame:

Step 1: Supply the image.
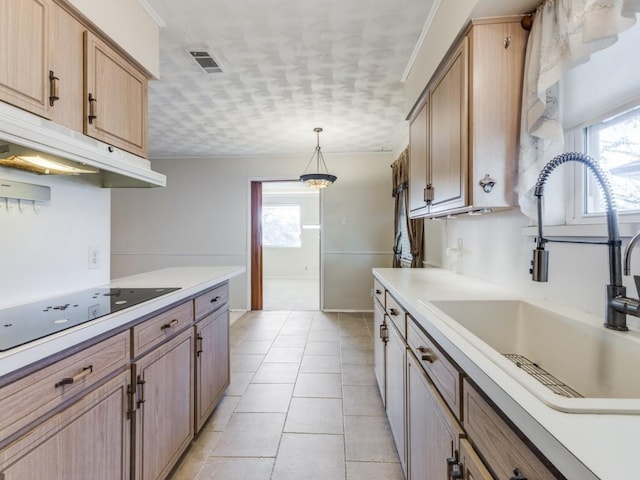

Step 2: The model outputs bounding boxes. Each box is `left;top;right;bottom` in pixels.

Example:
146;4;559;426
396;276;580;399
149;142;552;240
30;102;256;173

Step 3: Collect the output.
566;99;640;227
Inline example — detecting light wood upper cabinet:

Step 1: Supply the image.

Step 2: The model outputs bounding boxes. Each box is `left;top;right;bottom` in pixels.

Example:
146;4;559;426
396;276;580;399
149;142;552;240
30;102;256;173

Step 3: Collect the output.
0;371;131;480
408;17;527;218
0;0;150;158
0;0;51;117
408;99;429;216
429;42;468;214
49;1;84;131
85;31;148;158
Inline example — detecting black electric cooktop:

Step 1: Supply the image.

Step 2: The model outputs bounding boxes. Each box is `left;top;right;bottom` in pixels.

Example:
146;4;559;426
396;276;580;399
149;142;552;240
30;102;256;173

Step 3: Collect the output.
0;287;180;352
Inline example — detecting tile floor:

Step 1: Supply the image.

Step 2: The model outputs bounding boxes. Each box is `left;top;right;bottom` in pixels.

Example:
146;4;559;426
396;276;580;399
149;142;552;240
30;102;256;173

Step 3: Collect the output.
170;310;403;480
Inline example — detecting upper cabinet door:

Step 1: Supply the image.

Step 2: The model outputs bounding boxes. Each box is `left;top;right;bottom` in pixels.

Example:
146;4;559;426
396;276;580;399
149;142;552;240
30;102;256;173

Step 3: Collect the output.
409;99;429;217
84;31;148;157
49;2;85;132
429;41;468;214
0;0;51;118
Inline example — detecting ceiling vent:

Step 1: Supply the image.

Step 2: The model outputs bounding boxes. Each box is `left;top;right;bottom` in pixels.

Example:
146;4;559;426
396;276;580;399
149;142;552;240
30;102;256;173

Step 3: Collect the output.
189;50;223;74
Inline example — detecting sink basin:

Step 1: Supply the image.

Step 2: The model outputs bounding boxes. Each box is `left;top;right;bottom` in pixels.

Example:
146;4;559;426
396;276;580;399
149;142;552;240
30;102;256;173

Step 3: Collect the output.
424;299;640;413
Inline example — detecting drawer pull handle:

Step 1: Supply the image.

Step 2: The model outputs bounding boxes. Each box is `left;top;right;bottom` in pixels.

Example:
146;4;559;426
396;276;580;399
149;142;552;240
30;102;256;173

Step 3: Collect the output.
510;468;527;480
88;93;97;124
55;365;93;388
418;346;434;363
161;319;179;330
389;308;399;316
375;289;382;295
210;295;222;303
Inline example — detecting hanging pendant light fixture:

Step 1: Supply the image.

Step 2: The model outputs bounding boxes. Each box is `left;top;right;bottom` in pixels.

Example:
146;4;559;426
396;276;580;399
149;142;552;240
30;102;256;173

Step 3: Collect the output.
300;127;337;188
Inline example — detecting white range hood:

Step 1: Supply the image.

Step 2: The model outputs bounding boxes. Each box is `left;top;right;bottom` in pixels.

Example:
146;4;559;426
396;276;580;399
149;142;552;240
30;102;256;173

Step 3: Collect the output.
0;102;165;188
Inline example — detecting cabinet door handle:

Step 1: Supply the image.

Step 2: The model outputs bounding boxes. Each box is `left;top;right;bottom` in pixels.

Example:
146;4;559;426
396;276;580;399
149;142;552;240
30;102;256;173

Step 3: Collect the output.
54;365;93;388
197;334;204;356
161;318;179;330
375;289;382;295
49;71;59;106
210;295;222;303
389;308;399;316
88;93;97;124
510;468;527;480
450;463;464;479
136;375;146;408
381;324;389;342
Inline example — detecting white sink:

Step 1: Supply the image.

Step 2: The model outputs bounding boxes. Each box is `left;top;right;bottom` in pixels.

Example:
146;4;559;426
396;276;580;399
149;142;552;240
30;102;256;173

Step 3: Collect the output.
424;299;640;413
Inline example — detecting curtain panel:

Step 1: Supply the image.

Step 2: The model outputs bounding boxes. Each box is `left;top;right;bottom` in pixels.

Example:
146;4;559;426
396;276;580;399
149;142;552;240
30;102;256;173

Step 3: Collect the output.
391;148;424;268
518;0;640;219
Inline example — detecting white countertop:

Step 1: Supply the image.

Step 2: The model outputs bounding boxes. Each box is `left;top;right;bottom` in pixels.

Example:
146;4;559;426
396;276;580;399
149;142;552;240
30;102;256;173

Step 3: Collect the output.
0;266;244;381
373;267;632;480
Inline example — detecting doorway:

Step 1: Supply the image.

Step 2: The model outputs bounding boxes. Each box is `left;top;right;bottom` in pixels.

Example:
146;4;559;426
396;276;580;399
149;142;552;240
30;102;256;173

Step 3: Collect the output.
251;181;321;310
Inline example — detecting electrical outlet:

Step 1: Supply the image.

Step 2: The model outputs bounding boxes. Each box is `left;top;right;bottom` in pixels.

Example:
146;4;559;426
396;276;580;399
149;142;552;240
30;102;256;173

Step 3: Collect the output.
88;246;100;269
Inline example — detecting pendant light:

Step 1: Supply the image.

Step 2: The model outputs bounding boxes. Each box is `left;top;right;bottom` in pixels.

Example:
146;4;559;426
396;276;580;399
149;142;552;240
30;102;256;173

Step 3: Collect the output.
300;127;337;188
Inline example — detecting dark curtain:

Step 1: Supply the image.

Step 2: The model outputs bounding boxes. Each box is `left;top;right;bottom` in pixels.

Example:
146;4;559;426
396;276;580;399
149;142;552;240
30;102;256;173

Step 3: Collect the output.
391;148;424;268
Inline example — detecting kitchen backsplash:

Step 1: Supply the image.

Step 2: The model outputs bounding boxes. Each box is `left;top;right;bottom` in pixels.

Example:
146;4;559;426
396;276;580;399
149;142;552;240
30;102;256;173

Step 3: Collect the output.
0;168;110;308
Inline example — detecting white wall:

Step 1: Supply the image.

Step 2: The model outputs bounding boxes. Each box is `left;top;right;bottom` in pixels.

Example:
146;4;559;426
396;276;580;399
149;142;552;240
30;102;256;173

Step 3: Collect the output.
111;152;394;311
0;168;110;308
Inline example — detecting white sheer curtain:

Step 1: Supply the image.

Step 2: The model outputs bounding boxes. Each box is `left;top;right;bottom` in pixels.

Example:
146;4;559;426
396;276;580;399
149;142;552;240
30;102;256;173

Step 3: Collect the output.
518;0;640;219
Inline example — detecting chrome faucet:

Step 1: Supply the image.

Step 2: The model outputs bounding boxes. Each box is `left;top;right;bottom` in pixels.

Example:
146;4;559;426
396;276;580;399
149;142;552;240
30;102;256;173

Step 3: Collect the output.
530;152;640;331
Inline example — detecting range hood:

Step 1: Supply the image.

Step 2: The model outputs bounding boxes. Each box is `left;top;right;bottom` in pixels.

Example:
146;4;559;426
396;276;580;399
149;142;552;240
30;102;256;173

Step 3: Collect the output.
0;102;165;188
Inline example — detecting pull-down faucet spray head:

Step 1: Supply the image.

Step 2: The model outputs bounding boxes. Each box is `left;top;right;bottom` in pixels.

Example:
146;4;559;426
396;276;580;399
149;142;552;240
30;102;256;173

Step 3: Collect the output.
529;152;629;330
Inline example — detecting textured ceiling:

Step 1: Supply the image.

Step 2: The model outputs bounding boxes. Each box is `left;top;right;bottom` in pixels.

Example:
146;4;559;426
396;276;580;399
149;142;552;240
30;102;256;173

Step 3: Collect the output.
144;0;436;158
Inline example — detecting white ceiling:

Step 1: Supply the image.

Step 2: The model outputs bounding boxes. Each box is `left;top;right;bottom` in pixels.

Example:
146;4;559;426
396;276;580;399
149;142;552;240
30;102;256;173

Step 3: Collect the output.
144;0;437;159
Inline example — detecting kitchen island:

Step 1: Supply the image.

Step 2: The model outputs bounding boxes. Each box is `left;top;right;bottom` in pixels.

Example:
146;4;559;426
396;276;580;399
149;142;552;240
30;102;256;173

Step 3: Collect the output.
374;267;638;480
0;266;244;480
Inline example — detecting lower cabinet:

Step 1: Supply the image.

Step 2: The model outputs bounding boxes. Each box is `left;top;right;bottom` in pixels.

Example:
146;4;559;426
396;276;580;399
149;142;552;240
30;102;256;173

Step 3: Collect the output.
373;297;387;406
407;352;463;480
0;370;131;480
374;279;563;480
386;320;407;476
134;328;195;480
195;306;230;433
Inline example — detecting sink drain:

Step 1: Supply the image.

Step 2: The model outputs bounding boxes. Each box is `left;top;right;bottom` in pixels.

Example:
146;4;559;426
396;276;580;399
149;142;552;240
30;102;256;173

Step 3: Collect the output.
503;354;582;398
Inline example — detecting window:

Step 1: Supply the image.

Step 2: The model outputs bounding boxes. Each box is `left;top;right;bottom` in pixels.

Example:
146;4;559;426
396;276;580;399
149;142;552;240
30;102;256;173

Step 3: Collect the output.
584;105;640;215
262;204;301;247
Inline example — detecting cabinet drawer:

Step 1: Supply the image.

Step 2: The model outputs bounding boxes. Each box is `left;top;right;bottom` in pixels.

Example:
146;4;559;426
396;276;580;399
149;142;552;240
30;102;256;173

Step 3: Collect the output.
463;379;558;480
459;438;493;480
373;279;385;309
194;283;229;320
407;316;461;420
132;301;193;356
385;293;406;337
0;330;130;446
